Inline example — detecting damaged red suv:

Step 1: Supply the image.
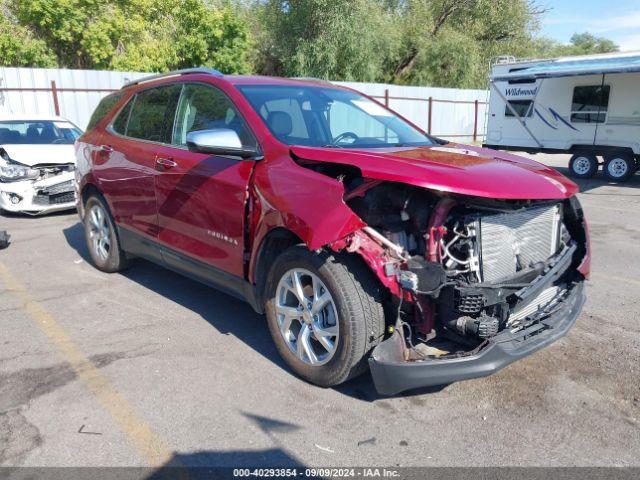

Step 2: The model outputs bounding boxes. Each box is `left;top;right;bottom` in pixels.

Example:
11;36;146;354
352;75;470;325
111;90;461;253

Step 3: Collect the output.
76;68;589;394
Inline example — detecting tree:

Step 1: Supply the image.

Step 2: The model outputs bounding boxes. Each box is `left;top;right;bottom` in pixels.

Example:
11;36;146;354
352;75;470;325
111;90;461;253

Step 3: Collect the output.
524;31;618;59
0;0;621;90
567;32;618;54
382;0;542;87
254;0;398;81
0;14;57;67
4;0;254;73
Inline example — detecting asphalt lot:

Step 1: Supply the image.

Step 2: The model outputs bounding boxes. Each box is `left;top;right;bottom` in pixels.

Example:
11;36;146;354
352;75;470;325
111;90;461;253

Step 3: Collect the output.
0;154;639;468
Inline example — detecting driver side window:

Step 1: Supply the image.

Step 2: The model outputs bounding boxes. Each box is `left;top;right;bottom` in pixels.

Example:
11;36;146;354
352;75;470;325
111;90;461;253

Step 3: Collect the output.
172;83;256;148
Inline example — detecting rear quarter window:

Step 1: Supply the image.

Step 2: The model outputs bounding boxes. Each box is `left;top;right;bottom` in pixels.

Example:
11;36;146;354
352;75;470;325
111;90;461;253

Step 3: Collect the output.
87;93;124;130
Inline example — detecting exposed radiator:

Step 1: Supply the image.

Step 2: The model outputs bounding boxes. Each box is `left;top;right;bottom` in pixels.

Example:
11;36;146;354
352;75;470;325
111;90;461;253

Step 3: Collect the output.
477;204;561;283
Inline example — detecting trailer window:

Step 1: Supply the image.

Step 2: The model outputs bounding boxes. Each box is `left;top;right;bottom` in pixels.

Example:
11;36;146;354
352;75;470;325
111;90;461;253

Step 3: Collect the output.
505;100;533;118
571;85;610;123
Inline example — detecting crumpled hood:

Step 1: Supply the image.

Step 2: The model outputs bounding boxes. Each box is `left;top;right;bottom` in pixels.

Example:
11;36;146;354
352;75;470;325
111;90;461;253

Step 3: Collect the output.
0;144;76;167
290;144;578;200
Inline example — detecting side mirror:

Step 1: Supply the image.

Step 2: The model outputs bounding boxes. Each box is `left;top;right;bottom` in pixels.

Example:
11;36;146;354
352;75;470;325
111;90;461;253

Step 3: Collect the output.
186;129;260;160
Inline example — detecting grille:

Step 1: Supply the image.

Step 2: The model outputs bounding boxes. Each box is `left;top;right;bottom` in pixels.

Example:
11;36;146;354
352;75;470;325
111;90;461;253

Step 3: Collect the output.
42;179;74;195
33;191;76;206
478;205;561;283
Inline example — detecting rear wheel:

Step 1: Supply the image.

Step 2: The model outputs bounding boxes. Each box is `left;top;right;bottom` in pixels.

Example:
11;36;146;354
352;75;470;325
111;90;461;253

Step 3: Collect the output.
569;153;598;178
83;195;129;272
265;246;385;387
604;153;635;182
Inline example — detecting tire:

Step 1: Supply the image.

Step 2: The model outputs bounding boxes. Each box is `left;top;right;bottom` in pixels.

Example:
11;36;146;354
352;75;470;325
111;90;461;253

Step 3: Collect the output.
569;153;598;179
264;246;385;387
604;153;635;182
83;195;129;273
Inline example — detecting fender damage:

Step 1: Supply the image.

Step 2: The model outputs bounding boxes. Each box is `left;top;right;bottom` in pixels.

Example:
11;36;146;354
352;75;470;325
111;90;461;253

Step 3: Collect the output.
288;147;590;394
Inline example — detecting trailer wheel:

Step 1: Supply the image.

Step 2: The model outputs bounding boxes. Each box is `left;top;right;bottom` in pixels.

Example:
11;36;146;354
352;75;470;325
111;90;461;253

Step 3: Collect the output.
604;153;635;182
569;154;598;178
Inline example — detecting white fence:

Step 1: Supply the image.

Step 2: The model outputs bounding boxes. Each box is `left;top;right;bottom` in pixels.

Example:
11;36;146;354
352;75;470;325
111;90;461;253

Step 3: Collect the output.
0;67;488;140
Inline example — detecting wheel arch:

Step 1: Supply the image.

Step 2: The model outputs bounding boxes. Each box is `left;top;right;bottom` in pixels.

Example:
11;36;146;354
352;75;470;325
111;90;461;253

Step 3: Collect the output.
78;183;102;220
251;227;305;305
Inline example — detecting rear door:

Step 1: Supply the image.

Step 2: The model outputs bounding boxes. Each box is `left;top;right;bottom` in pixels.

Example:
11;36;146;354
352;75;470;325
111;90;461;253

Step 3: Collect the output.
96;84;181;241
153;82;258;278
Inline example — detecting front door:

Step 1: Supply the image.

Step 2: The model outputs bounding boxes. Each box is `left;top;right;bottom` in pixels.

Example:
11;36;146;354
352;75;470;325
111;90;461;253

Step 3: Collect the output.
154;82;258;278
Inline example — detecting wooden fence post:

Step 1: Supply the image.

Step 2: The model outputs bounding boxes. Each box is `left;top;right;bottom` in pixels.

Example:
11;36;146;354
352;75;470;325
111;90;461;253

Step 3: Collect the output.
384;88;389;107
51;80;60;116
473;99;479;142
428;97;433;135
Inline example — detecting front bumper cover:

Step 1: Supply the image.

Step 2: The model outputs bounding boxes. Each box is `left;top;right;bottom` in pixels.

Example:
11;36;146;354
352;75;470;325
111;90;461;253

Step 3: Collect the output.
0;172;76;215
369;281;585;395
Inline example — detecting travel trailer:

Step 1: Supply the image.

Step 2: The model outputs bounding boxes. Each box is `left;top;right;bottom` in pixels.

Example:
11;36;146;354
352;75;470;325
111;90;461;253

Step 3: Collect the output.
484;52;640;182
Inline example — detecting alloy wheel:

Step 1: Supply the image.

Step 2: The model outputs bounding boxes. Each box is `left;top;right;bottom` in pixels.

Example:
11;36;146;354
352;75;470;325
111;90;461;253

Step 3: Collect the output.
88;204;111;262
275;268;339;366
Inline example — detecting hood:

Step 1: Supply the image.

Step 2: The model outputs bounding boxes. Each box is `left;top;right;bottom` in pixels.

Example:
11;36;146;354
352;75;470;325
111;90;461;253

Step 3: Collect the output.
0;144;76;167
290;144;578;200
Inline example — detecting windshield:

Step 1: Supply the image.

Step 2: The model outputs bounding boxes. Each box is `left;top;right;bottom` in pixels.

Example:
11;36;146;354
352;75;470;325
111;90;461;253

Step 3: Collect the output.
0;120;82;145
239;85;435;148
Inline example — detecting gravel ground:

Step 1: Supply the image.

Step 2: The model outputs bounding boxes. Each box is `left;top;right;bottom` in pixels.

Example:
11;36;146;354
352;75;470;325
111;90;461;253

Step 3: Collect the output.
0;153;638;469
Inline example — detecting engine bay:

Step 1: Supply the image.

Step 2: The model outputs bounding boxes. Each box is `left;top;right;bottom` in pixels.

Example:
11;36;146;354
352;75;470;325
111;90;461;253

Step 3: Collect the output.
341;179;589;359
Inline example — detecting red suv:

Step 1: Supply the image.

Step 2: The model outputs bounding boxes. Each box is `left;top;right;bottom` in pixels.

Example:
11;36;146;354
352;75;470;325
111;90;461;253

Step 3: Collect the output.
76;68;590;395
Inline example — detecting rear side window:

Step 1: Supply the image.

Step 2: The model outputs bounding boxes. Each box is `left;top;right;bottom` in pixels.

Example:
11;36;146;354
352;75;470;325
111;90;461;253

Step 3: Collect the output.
87;93;123;130
571;85;610;123
122;85;181;142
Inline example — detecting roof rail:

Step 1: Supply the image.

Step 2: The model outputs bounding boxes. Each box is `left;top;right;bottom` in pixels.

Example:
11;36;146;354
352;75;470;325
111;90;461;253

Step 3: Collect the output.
123;68;224;88
292;77;333;85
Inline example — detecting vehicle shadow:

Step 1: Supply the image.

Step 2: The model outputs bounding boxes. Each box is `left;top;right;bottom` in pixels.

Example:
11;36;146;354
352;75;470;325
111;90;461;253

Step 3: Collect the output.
145;412;307;474
62;221;288;371
144;449;306;478
62;221;449;402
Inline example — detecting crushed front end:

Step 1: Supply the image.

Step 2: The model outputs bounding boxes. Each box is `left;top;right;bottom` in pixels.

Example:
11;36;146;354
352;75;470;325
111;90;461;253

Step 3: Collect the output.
0;157;76;215
332;181;589;395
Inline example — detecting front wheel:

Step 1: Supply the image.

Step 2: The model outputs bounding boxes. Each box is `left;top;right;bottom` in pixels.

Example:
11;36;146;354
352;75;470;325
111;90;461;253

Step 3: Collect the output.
604;153;635;182
264;246;385;387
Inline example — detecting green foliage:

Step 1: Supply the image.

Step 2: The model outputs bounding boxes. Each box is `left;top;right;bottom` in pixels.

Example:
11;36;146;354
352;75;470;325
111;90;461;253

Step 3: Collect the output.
0;0;621;89
256;0;398;82
3;0;253;72
250;0;619;88
0;11;57;67
528;32;619;58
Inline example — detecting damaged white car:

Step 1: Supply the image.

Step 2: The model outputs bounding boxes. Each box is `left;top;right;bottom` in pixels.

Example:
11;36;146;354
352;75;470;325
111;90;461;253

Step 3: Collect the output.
0;115;82;215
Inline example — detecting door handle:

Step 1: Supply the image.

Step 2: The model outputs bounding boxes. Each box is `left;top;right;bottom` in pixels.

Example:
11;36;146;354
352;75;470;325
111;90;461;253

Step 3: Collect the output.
155;157;177;171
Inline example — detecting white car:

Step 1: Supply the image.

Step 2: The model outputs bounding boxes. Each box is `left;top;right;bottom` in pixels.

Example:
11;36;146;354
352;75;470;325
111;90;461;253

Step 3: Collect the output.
0;115;82;215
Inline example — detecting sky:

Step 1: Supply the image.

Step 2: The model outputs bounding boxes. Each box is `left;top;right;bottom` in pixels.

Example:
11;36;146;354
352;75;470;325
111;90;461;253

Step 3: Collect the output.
539;0;640;51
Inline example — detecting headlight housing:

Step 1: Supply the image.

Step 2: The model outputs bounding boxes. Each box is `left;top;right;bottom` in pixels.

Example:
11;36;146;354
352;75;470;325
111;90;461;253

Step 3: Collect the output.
0;164;40;182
